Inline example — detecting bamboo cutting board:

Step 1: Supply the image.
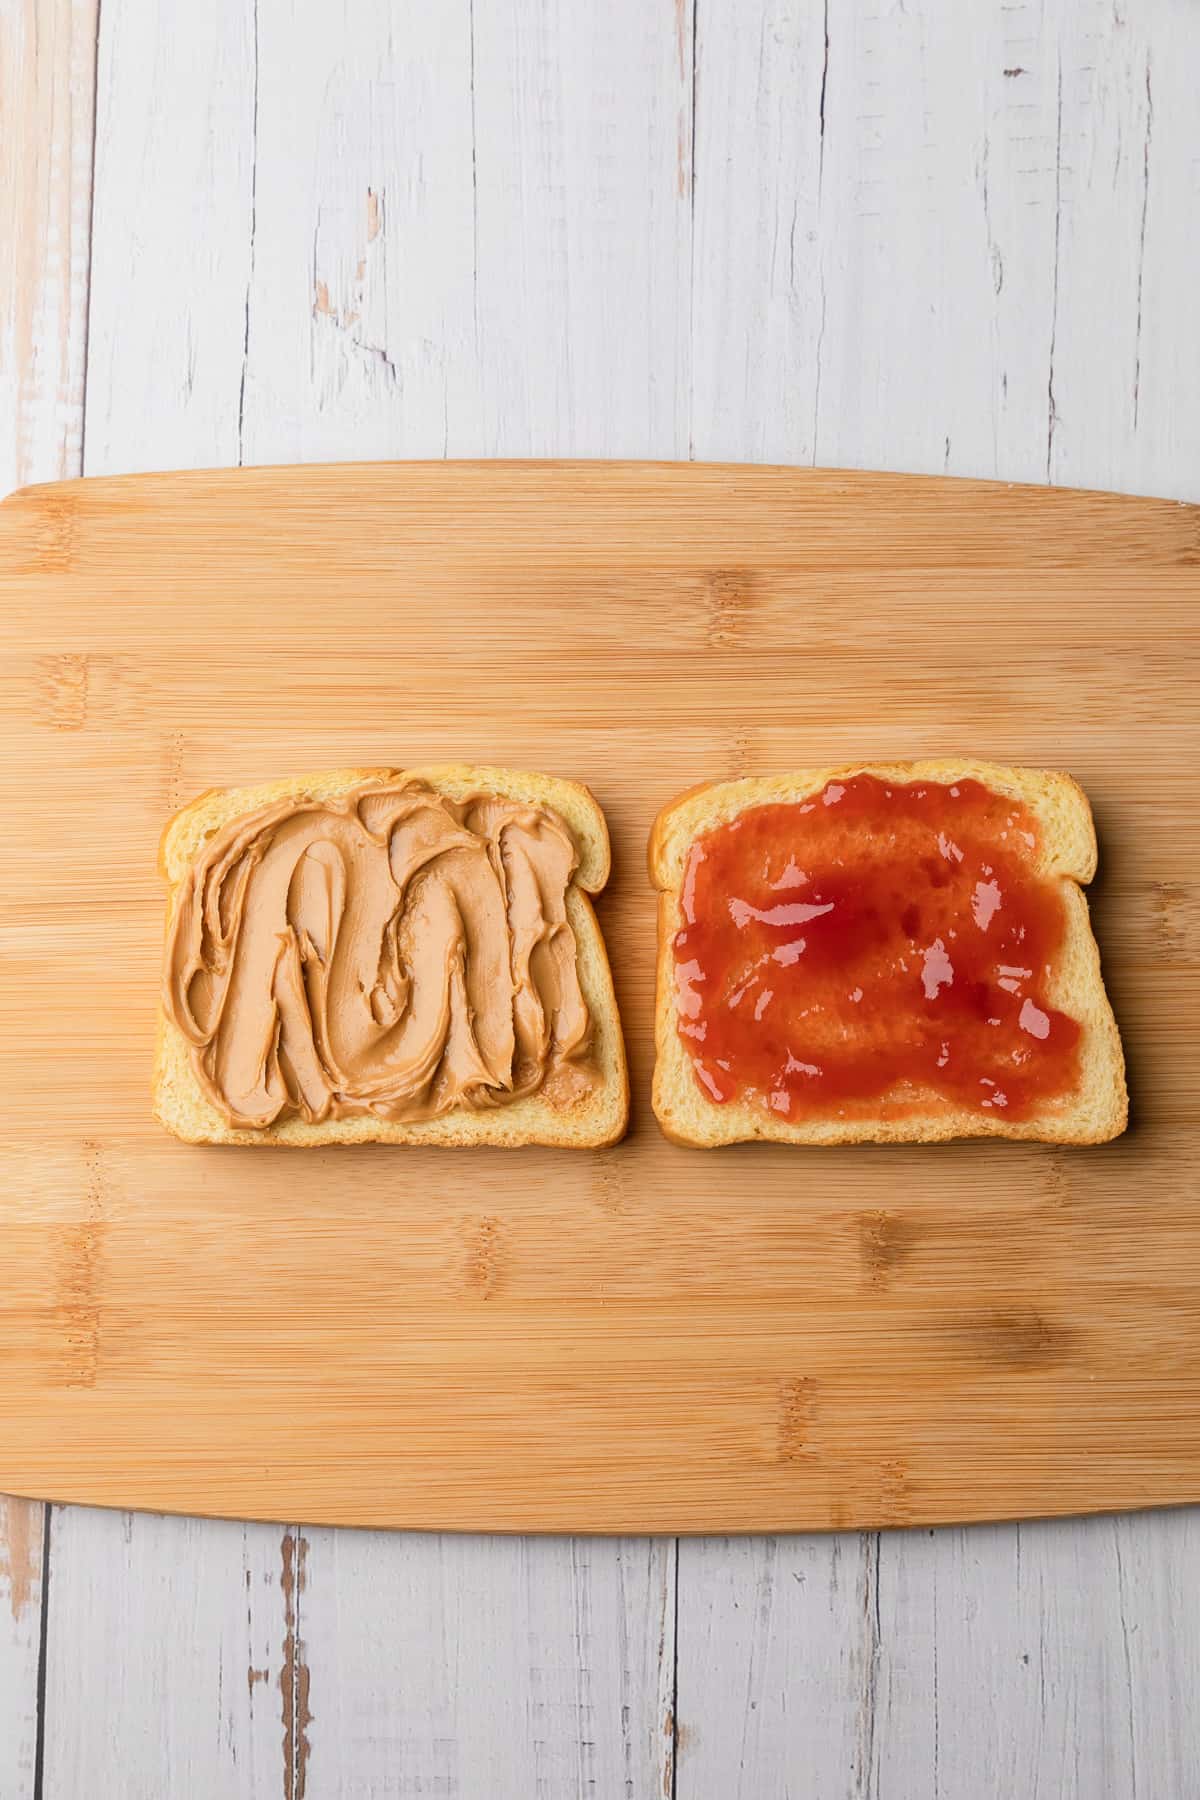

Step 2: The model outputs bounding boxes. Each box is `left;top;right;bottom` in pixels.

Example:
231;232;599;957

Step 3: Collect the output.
0;461;1197;1533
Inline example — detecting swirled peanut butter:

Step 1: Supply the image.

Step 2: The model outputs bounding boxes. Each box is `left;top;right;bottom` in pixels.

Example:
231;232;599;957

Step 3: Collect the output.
163;780;598;1128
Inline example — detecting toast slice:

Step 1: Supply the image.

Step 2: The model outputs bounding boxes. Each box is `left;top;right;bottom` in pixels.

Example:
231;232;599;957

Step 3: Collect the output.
156;764;628;1147
650;758;1127;1147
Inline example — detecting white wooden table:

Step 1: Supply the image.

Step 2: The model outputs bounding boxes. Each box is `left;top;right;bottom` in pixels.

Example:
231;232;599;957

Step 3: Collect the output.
3;2;1198;1794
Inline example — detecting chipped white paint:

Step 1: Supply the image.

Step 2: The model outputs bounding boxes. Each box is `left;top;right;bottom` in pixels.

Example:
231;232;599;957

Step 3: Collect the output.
866;1513;1200;1799
8;0;1200;1794
300;1532;675;1799
83;0;255;474
674;1534;877;1796
0;1497;44;1800
236;0;691;467
0;0;96;494
41;1511;289;1799
692;0;1200;500
678;1515;1200;1800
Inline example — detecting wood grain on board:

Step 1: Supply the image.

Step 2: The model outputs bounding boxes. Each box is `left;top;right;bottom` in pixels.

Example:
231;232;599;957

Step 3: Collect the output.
0;458;1195;1533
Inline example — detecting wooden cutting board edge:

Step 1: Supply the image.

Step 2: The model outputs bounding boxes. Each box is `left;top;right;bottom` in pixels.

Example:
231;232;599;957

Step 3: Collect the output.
0;459;1197;1533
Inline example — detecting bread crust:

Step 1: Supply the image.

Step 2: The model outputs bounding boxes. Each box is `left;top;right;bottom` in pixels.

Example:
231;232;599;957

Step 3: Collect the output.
155;766;628;1148
649;759;1127;1148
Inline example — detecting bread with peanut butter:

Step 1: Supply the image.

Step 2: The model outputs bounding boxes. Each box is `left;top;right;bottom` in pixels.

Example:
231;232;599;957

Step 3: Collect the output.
155;765;628;1147
650;759;1126;1147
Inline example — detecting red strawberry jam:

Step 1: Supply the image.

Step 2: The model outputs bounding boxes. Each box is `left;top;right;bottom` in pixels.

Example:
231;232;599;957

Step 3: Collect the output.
672;774;1081;1122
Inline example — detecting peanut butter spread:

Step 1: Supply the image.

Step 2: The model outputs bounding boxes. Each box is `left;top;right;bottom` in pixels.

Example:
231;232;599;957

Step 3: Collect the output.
163;780;598;1129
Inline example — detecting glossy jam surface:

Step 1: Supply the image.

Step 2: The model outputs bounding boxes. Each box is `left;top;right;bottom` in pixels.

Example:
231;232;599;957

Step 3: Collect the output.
673;775;1082;1122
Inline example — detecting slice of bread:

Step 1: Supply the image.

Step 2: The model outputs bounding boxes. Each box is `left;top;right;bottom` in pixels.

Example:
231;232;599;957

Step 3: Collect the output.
156;764;628;1148
650;758;1127;1147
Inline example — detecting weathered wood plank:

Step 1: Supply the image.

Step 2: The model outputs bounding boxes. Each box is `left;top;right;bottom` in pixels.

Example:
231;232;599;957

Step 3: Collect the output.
0;0;98;1791
38;6;294;1798
870;1513;1200;1798
679;1;1200;1794
301;1532;675;1799
680;1513;1200;1800
44;1;689;1793
0;1496;45;1800
82;0;255;473
0;0;96;494
237;0;691;465
675;1535;875;1796
42;1510;290;1799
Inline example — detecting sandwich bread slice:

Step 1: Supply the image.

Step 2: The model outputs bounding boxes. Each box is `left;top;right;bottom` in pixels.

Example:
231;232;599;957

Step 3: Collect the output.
650;759;1126;1147
157;764;628;1147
